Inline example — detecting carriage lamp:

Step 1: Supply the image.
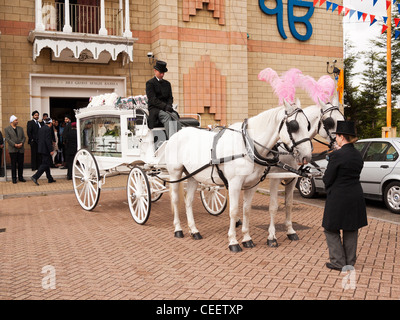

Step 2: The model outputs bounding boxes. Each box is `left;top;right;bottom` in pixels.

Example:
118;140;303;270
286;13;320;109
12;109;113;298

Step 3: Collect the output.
326;60;340;78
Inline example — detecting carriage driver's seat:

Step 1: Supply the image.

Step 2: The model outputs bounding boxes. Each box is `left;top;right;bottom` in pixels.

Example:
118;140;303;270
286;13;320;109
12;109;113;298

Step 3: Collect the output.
150;114;200;129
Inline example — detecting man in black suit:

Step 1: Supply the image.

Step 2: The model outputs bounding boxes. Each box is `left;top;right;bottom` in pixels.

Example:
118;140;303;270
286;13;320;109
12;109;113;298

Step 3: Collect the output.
322;121;367;271
31;118;56;185
146;60;181;138
27;110;42;170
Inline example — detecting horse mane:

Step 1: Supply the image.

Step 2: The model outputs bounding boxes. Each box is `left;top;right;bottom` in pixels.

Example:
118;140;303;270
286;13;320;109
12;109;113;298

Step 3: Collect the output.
258;68;302;105
296;74;335;104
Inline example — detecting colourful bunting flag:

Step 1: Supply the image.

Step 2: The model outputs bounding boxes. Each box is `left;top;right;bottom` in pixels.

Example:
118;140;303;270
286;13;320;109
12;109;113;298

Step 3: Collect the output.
326;1;332;11
362;13;367;22
344;7;350;16
332;3;338;12
319;0;327;6
382;25;388;34
395;18;400;27
383;16;388;24
370;18;377;26
386;1;391;10
357;11;363;20
373;0;378;6
398;4;400;13
370;15;375;24
349;9;356;19
338;5;343;15
396;30;400;40
313;0;319;6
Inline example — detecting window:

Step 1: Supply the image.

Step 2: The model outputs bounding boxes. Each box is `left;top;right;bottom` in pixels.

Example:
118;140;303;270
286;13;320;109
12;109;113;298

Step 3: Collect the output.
80;116;121;157
364;142;398;162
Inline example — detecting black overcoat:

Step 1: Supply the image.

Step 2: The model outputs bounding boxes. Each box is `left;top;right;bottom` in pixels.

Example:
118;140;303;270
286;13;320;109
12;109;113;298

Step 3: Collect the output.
145;76;173;129
322;143;368;231
38;125;53;155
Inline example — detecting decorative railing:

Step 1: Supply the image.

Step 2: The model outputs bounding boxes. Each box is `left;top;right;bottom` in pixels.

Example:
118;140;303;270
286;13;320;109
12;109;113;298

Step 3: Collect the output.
42;2;123;36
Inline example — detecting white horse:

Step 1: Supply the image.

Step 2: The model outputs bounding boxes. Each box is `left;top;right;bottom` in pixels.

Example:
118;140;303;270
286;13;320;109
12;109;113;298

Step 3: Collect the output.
165;97;313;252
266;76;345;247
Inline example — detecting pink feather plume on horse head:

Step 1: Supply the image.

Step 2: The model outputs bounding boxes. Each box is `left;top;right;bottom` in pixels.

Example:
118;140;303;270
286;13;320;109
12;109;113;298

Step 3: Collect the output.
297;74;335;104
258;68;302;104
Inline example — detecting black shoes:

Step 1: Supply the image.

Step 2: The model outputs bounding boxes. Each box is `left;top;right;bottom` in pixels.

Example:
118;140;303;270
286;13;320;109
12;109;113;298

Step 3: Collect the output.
325;263;343;271
19;178;26;182
31;176;39;186
48;179;56;183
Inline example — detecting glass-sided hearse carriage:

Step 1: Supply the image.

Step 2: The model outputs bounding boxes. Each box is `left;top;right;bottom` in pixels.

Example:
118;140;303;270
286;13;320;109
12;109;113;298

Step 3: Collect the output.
72;93;227;224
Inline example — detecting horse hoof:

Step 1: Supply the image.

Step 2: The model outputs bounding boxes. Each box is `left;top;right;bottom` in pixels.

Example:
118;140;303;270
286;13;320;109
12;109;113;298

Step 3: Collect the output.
174;231;184;238
287;233;299;241
267;239;279;247
235;219;242;228
229;244;243;252
191;232;203;240
242;240;256;248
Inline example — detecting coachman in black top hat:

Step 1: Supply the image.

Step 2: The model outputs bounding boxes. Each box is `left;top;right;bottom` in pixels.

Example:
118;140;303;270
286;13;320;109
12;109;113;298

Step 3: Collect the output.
322;120;367;271
146;60;181;138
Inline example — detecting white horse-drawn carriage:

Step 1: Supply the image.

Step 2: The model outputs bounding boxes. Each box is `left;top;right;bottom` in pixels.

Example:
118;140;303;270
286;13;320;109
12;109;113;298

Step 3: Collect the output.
72;93;227;225
72;68;344;252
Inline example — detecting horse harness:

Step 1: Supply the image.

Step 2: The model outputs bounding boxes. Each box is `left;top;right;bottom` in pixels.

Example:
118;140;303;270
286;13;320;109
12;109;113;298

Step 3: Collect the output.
159;107;312;189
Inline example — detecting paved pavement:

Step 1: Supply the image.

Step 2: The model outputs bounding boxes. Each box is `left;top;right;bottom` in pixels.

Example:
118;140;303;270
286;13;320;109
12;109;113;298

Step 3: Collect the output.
1;169;400;301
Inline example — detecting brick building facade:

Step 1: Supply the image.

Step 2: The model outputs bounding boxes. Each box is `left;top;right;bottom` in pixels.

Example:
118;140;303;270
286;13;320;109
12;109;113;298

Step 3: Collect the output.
0;0;342;165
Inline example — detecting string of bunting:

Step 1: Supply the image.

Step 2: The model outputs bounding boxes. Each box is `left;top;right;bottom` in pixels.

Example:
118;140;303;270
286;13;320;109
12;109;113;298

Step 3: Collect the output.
313;0;400;38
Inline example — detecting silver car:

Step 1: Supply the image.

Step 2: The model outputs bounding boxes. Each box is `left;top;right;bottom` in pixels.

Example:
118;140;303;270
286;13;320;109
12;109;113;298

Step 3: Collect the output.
297;138;400;214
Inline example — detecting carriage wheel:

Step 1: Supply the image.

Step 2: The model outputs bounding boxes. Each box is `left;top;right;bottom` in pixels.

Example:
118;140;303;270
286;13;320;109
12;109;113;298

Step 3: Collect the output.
200;185;227;216
148;175;166;202
72;149;101;211
127;166;151;224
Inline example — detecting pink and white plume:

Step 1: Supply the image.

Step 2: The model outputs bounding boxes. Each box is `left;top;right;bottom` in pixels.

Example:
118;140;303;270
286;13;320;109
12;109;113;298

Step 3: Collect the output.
296;74;335;104
258;68;302;105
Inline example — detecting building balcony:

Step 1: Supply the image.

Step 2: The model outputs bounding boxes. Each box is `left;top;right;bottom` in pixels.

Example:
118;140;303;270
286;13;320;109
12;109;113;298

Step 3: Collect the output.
28;0;137;64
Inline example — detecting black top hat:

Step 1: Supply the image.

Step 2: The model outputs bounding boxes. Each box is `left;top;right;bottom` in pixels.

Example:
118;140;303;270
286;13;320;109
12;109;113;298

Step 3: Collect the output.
154;60;168;73
333;120;357;136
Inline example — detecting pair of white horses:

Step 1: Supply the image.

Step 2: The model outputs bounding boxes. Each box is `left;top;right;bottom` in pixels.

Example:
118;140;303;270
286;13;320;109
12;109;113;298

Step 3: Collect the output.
164;68;344;252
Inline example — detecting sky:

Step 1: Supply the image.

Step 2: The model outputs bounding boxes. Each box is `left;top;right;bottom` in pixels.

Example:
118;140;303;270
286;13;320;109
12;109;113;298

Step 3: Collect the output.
342;0;389;85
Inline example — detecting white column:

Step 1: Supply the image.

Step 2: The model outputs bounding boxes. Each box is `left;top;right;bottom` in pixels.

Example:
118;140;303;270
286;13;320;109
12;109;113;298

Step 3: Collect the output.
35;0;45;31
99;0;108;35
63;0;73;33
123;0;132;37
119;0;124;36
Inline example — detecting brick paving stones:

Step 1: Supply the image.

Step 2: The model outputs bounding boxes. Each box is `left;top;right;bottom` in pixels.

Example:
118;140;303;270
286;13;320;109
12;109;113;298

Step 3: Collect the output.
0;183;399;300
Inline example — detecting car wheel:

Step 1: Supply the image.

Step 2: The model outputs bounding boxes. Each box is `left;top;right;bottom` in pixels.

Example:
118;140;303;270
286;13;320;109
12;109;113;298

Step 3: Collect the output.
297;176;317;198
383;181;400;214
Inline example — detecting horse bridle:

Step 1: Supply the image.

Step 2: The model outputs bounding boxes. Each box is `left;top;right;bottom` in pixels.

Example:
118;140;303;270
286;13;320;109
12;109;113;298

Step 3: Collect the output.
318;103;345;148
278;107;313;154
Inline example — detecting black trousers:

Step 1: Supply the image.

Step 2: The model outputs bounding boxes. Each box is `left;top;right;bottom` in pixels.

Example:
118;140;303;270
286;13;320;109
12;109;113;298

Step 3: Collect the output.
9;152;24;180
32;153;53;181
30;141;41;170
66;153;75;179
324;229;358;269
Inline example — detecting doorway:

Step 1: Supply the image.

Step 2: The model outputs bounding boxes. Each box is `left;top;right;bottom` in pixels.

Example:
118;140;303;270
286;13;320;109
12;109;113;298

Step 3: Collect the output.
49;97;89;122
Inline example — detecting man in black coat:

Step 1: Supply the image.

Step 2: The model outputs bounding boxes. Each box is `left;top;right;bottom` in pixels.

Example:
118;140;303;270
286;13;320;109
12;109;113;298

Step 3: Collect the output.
146;60;181;138
322;121;367;271
27;110;42;170
65;122;78;180
31;118;56;185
